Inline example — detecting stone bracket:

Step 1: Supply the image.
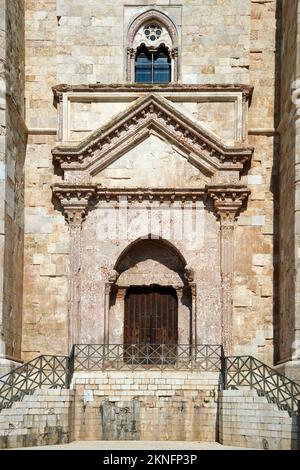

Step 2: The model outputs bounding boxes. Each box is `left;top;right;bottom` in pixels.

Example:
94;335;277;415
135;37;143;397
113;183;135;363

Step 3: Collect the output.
52;185;96;225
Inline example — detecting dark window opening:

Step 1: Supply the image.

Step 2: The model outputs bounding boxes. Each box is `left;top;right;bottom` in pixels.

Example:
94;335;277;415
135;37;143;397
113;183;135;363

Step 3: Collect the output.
135;45;171;84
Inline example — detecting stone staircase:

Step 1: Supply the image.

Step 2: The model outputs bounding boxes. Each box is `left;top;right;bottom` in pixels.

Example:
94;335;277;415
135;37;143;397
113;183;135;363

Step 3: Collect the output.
0;346;299;449
219;389;299;450
0;388;73;449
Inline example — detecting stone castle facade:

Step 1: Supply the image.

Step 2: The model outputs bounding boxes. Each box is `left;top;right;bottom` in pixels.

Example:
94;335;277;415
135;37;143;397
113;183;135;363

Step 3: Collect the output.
0;0;299;412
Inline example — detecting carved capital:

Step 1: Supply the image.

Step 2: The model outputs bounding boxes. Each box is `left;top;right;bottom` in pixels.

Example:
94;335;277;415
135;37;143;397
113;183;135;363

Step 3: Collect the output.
65;209;86;226
184;265;195;283
127;47;136;58
52;184;96;225
171;47;179;58
206;184;250;222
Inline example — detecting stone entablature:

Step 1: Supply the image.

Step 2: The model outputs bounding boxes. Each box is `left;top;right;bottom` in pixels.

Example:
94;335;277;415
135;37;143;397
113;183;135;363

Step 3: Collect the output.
52;84;253;144
52;89;253;180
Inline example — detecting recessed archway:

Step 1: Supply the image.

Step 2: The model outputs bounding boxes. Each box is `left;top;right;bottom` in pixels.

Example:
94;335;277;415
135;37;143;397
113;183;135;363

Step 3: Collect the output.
108;238;193;347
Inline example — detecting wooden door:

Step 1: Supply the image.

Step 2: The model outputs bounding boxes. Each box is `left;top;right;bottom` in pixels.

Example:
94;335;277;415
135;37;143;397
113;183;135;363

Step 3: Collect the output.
124;285;178;346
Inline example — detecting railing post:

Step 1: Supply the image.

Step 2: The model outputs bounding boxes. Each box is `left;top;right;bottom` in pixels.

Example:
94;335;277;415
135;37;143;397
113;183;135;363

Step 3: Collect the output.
38;356;43;389
67;345;75;387
221;350;227;390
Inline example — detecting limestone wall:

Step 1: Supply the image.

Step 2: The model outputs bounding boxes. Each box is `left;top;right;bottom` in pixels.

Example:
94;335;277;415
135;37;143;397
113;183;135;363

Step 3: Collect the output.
22;1;279;365
0;388;73;449
0;374;298;449
277;0;300;380
22;134;69;359
219;389;298;450
0;0;26;373
232;0;278;362
71;371;220;442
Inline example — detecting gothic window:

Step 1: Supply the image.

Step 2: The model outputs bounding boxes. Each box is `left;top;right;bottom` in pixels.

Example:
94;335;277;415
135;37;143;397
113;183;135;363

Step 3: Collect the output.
127;10;179;83
135;45;171;84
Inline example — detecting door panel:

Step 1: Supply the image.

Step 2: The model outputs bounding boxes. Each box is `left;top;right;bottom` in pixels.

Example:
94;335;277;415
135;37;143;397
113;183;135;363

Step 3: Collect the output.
124;285;178;364
124;285;178;347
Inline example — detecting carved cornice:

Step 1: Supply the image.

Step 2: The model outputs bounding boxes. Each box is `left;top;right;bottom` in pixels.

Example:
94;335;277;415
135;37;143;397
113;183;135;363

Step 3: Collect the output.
53;184;205;206
52;185;96;224
206;184;250;222
52;94;253;177
52;183;251;224
52;83;253;102
96;187;205;204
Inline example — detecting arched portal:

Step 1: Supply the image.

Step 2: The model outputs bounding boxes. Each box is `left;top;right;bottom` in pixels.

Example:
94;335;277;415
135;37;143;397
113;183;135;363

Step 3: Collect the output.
107;238;195;349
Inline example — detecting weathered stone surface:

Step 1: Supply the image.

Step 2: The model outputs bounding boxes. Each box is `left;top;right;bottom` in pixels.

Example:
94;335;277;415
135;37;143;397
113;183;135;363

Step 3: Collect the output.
219;389;298;450
0;0;26;371
278;0;300;378
19;0;279;367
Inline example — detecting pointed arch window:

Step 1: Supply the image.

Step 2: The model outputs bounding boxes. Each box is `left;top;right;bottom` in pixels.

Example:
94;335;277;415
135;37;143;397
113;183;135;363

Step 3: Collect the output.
127;11;179;83
135;45;171;84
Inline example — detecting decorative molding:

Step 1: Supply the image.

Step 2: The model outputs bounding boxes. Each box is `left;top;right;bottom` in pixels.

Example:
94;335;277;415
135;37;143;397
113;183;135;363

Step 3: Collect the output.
53;185;207;209
27;128;57;135
127;9;179;49
96;187;205;204
52;94;253;178
53;184;250;217
52;83;253;103
52;185;96;224
56;89;247;144
206;184;250;220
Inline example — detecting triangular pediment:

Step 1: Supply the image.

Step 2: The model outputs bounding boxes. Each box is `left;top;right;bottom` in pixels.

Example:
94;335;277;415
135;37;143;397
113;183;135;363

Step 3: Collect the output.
53;93;253;177
96;134;210;187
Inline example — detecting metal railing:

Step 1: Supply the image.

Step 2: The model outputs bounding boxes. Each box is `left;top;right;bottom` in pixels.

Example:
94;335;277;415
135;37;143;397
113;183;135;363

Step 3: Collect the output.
0;355;69;411
71;344;223;372
1;346;300;416
224;356;300;415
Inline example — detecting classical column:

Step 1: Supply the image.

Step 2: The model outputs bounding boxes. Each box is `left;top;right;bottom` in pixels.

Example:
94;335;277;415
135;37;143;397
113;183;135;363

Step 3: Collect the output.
207;185;250;355
190;284;197;347
126;48;136;82
65;209;85;350
52;185;95;351
171;47;179;82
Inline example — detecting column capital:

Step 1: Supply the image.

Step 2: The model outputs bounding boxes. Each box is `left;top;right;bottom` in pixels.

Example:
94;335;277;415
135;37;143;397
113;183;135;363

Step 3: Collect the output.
206;184;250;222
127;47;136;58
52;184;96;225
